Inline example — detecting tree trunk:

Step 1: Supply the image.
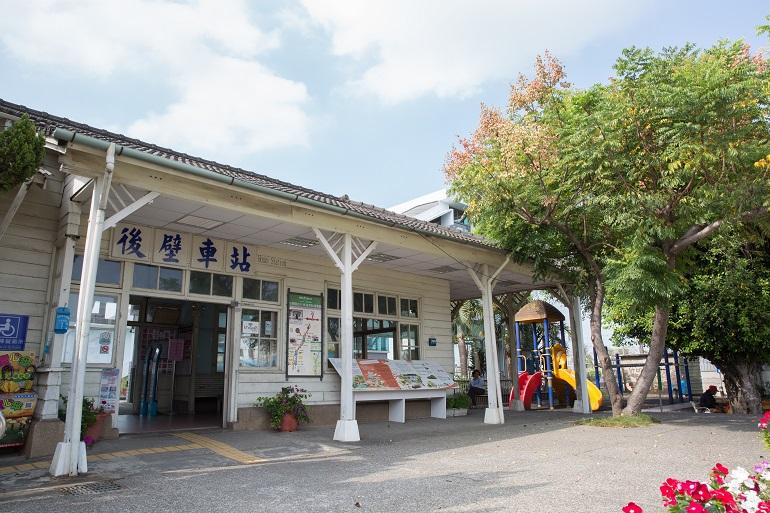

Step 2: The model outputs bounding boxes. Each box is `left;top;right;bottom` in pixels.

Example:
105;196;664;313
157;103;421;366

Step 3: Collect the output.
590;279;623;416
623;304;670;415
458;335;468;378
721;360;764;414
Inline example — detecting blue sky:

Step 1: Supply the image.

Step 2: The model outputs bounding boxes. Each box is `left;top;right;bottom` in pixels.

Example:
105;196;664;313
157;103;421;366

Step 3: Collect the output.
1;1;767;208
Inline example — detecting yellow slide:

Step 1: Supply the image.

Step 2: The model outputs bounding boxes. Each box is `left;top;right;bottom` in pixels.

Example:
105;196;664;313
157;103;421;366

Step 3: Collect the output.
550;343;603;411
553;368;603;411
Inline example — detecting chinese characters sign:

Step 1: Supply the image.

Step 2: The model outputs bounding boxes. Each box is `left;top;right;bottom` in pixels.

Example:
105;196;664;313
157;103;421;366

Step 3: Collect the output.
111;223;285;272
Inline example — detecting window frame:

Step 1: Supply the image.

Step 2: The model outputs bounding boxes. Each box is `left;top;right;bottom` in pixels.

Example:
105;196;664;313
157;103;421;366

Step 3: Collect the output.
238;306;281;370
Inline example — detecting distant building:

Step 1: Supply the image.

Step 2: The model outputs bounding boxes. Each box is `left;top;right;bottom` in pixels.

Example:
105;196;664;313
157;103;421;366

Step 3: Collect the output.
389;189;470;233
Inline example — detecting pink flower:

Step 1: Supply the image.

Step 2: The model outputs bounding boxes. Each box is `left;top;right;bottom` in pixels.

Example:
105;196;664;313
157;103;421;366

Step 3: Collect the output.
686;502;706;513
757;501;770;513
622;502;643;513
710;488;736;506
712;463;729;476
691;484;711;502
681;480;701;496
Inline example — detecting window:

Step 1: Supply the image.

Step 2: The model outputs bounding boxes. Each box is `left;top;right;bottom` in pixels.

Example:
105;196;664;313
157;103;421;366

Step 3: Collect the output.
327;288;340;310
240;308;278;368
243;278;280;302
72;255;122;286
132;263;183;292
377;295;397;316
400;298;418;318
327;317;340;364
63;291;119;364
189;271;233;297
216;309;227;373
354;292;374;314
353;317;396;360
400;324;420;361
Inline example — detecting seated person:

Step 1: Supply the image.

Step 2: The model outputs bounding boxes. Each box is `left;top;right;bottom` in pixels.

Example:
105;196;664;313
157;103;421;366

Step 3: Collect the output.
468;370;485;407
699;385;719;410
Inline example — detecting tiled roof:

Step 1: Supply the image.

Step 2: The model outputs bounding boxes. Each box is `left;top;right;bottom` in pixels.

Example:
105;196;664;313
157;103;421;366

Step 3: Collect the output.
0;98;497;249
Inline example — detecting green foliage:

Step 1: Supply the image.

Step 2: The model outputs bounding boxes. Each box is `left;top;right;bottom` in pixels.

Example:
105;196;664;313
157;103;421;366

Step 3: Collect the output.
255;386;311;430
446;393;471;409
576;413;658;428
58;396;101;439
0;114;45;192
610;226;770;366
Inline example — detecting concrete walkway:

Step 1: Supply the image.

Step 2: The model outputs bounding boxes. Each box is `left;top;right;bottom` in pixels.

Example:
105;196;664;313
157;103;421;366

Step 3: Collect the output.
0;409;763;513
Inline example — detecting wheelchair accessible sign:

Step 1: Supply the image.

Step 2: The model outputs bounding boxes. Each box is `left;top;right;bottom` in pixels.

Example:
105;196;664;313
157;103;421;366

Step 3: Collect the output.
0;314;29;350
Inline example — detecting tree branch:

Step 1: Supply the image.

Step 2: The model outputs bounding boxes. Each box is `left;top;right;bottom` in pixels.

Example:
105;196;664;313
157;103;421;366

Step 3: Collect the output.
670;206;770;256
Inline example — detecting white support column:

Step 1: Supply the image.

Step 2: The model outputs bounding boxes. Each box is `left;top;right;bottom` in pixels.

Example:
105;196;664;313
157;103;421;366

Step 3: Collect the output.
467;255;510;425
570;296;591;414
50;144;115;477
314;229;376;442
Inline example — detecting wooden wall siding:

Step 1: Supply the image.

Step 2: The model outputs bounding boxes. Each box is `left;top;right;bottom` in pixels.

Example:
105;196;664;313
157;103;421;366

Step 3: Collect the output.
0;169;63;358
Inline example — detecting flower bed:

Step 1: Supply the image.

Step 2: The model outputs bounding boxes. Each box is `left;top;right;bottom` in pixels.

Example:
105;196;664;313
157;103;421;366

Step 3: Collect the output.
623;462;770;513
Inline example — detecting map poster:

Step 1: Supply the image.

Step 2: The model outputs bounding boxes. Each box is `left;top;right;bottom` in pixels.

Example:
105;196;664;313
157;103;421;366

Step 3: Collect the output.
286;291;323;378
328;358;456;391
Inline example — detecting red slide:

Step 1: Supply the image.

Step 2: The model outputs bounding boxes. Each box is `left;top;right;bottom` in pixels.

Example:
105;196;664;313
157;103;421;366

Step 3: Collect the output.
509;371;542;410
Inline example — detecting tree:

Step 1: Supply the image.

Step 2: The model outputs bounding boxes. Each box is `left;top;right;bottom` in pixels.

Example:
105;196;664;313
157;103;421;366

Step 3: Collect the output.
445;53;626;415
0;114;45;192
610;226;770;414
574;41;770;414
451;299;484;377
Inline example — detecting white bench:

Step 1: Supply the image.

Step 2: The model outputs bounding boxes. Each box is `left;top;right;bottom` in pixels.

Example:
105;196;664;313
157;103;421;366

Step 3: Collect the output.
352;388;448;423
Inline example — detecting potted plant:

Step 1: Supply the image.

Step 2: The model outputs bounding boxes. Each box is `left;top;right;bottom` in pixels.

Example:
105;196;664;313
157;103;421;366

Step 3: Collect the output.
58;396;103;445
446;393;471;417
256;386;311;432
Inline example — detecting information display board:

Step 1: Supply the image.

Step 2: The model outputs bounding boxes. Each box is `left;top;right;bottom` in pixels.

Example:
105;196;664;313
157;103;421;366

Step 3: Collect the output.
286;291;323;378
99;367;120;414
328;358;456;390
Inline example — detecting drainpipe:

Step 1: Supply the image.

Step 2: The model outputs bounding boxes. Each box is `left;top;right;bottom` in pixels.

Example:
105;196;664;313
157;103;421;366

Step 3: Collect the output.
50;143;115;477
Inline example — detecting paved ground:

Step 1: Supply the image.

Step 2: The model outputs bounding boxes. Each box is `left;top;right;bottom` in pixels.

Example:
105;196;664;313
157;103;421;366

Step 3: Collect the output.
0;409;763;513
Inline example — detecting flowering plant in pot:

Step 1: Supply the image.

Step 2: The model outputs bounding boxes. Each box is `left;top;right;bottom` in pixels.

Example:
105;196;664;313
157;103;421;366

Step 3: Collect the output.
256;386;310;432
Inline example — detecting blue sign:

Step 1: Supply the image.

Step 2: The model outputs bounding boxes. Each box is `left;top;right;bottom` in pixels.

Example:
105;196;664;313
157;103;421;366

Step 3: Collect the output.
0;314;29;350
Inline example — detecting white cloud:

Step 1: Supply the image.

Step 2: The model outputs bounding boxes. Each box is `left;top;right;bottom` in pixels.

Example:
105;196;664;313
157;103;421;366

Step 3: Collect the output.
128;58;309;155
300;0;650;103
0;0;309;157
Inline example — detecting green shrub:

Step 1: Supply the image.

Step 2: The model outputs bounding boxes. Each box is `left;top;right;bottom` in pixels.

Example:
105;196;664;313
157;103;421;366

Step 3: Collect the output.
446;393;471;409
0;114;45;192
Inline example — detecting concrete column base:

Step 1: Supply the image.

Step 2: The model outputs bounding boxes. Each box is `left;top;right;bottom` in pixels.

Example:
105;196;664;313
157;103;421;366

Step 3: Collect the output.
24;418;65;459
50;441;88;476
510;399;525;412
484;406;505;424
572;400;590;414
333;419;360;442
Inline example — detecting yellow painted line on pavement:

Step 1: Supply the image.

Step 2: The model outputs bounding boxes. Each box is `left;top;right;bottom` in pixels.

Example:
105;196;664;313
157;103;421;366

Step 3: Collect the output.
174;432;264;465
0;442;203;476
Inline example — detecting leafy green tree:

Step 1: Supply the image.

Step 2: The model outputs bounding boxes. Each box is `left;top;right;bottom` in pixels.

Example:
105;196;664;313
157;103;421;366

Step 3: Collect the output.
445;53;626;414
0;114;45;192
577;41;770;414
610;227;770;414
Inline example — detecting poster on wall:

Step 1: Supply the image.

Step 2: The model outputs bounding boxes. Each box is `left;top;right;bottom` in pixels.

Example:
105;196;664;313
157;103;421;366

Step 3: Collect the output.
328;358;456;391
285;290;323;379
99;367;120;414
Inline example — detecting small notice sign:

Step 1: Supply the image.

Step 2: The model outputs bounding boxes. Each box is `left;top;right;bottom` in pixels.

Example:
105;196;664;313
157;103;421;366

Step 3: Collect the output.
0;314;29;351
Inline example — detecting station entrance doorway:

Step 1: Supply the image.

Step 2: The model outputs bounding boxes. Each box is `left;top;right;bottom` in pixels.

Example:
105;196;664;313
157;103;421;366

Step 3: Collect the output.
118;296;228;433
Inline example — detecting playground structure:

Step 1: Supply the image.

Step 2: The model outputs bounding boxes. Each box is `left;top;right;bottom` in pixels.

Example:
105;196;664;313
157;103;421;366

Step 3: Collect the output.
510;300;602;412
